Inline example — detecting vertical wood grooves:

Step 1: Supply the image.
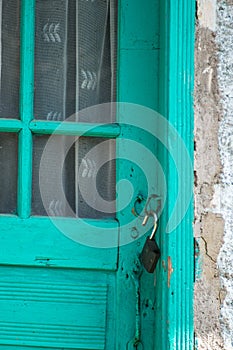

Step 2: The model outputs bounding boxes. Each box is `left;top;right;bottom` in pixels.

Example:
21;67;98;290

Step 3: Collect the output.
179;2;184;348
156;0;195;349
167;0;195;349
156;2;169;349
18;0;35;218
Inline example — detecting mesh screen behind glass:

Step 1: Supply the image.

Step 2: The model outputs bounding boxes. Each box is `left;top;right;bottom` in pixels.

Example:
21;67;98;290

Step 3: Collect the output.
34;0;116;121
32;135;115;218
33;0;117;218
32;135;76;217
0;133;18;214
0;0;20;118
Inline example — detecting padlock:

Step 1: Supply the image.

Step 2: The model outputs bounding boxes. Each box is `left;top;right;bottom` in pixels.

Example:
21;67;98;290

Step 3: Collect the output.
140;210;161;273
140;236;161;273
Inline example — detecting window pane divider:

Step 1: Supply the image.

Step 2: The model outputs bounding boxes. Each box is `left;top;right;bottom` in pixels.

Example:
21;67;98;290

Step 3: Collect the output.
0;214;119;226
0;119;23;132
29;121;121;138
18;0;35;219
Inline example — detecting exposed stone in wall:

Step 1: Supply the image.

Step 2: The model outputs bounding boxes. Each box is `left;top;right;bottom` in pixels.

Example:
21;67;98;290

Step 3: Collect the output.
216;2;233;349
197;0;217;31
194;1;225;349
195;1;233;349
194;21;225;349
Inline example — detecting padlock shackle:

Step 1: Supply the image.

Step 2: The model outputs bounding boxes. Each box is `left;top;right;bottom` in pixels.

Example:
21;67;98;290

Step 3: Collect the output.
144;194;162;217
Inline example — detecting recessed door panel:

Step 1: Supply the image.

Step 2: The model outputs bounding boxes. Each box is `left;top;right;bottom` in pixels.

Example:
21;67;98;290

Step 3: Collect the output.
0;266;115;349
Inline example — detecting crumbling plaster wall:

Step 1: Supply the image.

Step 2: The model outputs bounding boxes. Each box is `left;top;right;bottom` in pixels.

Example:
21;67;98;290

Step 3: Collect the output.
195;1;233;349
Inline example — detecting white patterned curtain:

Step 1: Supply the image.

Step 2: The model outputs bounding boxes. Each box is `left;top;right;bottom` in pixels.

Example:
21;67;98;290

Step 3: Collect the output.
33;0;117;218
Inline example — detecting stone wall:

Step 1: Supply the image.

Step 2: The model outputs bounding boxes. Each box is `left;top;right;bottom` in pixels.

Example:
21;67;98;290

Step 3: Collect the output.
194;1;233;349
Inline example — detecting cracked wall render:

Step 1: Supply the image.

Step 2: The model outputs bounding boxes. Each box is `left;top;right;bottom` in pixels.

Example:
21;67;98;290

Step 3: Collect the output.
195;1;233;349
216;2;233;349
194;23;224;350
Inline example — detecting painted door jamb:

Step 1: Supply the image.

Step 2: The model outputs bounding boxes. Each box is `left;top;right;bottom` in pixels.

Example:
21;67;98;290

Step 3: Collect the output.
156;1;195;349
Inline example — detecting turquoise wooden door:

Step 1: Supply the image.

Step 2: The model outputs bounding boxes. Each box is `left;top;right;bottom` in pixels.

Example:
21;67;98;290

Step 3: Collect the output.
0;0;168;349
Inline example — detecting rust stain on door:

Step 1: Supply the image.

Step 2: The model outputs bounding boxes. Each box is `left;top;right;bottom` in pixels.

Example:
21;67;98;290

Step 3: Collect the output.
167;256;174;288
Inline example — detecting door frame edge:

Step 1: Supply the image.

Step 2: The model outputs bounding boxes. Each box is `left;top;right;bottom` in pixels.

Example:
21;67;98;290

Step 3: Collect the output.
157;0;195;349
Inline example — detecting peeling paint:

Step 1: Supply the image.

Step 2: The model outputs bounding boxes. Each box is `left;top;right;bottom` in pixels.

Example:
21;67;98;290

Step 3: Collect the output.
162;260;166;272
194;238;202;281
167;256;173;288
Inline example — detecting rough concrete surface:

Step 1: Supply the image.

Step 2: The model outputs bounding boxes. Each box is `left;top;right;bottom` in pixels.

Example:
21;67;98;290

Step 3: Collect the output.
216;2;233;349
194;22;225;349
194;1;233;349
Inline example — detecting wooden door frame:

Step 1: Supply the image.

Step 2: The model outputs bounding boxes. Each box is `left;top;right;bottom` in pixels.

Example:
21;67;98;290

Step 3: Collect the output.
157;1;195;349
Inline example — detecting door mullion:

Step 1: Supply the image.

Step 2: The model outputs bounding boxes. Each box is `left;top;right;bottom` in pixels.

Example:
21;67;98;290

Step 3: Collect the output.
18;0;35;218
29;120;121;138
0;119;23;132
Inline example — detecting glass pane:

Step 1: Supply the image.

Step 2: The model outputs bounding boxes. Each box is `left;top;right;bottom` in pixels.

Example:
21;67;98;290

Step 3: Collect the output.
32;135;76;217
32;135;115;218
0;133;18;214
77;0;114;112
77;137;116;219
34;0;116;122
0;0;20;118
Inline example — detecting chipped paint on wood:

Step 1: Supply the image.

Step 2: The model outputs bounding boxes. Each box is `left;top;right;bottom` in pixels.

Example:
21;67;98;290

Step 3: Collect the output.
167;256;174;288
162;260;167;272
194;238;202;281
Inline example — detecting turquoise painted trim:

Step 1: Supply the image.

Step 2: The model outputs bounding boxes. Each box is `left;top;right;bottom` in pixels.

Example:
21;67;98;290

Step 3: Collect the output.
116;0;161;349
0;216;118;270
18;0;35;218
19;0;35;123
155;1;195;349
0;119;23;132
30;121;121;138
194;238;202;281
115;0;195;347
17;128;33;218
